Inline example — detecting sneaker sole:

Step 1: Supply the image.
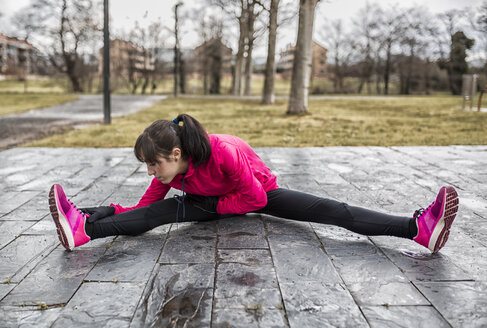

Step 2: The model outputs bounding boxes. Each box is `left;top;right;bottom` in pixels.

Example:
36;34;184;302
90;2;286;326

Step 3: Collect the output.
428;186;459;253
48;185;74;251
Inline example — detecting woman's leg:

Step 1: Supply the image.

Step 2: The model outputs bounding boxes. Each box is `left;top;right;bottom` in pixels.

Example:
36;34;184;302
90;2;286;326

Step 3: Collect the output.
86;196;219;239
256;188;415;239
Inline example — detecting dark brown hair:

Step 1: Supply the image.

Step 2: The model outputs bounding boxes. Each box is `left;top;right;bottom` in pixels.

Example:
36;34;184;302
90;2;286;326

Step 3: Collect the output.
134;114;211;167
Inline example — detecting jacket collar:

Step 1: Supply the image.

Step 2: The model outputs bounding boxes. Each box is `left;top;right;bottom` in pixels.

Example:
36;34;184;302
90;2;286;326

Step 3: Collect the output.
183;158;195;179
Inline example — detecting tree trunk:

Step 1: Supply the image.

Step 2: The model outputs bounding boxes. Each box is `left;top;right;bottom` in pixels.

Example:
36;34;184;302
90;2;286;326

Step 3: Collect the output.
376;73;381;94
332;66;338;93
68;74;82;92
262;0;279;104
232;9;247;96
179;53;186;94
424;57;431;95
333;50;340;93
287;0;320;115
203;59;209;95
65;57;83;92
210;42;223;94
375;55;382;94
405;45;414;95
357;78;364;94
141;76;149;94
384;42;391;95
244;2;255;96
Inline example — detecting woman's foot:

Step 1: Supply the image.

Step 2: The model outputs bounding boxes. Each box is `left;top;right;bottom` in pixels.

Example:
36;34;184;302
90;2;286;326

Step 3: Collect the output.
49;184;91;251
413;186;459;253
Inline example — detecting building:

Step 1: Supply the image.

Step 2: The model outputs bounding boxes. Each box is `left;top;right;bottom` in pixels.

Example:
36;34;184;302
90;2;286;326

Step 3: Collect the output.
277;41;328;78
311;41;328;78
151;47;195;75
0;33;40;76
193;38;233;76
98;38;155;78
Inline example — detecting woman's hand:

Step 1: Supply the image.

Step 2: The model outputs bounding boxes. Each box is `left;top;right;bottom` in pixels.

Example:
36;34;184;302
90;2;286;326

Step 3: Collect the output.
79;206;115;223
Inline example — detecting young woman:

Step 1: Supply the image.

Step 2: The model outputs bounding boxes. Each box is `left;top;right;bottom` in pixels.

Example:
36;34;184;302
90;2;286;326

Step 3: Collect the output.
49;114;459;253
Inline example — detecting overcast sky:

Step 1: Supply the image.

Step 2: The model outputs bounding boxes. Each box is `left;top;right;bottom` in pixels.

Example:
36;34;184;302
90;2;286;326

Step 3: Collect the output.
1;0;484;57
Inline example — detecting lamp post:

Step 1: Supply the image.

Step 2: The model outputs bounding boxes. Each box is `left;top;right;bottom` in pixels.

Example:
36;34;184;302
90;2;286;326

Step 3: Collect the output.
174;2;182;97
103;0;111;124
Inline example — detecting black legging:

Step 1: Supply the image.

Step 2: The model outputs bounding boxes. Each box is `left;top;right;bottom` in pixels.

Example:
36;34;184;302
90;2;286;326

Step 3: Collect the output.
86;188;413;240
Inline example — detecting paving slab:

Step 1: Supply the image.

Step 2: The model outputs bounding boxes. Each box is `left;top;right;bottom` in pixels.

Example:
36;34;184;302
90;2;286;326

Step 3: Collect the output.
0;146;486;327
1;248;104;306
360;305;451;328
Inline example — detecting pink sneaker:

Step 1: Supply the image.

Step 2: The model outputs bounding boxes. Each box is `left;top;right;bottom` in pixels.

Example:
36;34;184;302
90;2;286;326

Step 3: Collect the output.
48;184;90;251
413;186;459;253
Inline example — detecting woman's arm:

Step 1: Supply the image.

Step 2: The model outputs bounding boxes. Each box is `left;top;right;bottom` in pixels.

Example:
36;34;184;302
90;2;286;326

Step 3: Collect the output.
110;177;170;214
217;144;267;214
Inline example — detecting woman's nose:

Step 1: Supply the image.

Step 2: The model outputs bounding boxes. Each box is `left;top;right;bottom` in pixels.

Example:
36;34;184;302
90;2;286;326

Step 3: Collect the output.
147;165;154;176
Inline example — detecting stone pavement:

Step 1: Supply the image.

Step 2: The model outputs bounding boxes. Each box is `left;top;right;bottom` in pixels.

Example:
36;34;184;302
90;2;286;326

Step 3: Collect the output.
0;95;166;150
0;146;486;327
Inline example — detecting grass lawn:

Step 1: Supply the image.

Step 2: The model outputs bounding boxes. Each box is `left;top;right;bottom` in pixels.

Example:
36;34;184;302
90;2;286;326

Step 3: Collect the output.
0;78;69;93
0;76;399;96
24;95;487;148
0;94;78;116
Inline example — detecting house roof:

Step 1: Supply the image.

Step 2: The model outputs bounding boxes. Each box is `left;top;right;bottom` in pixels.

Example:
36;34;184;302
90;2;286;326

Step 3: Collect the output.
0;33;37;50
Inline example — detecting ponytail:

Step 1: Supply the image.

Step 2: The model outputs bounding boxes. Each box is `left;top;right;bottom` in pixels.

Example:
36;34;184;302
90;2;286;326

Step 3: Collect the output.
134;114;211;168
173;114;211;167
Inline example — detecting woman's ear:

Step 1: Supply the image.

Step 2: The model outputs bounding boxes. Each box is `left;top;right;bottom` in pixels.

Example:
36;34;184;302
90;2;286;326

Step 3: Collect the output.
172;147;182;160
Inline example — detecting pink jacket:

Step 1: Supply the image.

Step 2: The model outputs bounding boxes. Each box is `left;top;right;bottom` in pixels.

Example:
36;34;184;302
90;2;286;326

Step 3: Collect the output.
111;134;279;215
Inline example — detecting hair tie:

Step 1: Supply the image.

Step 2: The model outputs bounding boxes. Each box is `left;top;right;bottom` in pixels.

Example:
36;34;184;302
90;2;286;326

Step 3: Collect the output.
173;118;179;124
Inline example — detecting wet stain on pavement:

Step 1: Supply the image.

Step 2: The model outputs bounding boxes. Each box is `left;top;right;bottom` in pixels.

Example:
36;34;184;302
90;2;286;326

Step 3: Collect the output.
230;272;263;287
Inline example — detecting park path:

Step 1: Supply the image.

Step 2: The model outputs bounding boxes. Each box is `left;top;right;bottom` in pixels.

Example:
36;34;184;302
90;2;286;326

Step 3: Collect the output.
0;145;486;327
0;95;166;150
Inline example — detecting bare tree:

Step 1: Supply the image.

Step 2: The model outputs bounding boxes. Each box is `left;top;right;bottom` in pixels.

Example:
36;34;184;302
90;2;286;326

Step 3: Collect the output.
28;0;101;93
352;2;381;94
261;0;295;103
209;0;248;96
243;1;257;96
147;21;167;95
319;19;357;93
262;0;280;104
436;10;467;59
10;6;42;42
469;1;487;77
233;2;247;96
433;9;473;94
243;1;268;96
211;0;264;96
128;22;146;94
398;7;432;94
128;21;162;95
196;13;212;94
195;12;225;94
375;6;405;94
287;0;320;115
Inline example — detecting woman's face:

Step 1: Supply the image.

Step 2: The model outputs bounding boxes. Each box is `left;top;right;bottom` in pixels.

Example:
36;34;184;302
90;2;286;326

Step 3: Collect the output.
146;148;187;184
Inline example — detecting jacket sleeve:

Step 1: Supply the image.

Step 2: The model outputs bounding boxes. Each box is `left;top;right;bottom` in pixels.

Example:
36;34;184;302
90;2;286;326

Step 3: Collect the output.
216;144;267;214
110;177;170;214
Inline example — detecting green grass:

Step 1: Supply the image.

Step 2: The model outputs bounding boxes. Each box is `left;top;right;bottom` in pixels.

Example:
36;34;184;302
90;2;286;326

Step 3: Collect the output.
0;78;70;93
0;76;395;96
24;95;487;148
2;75;476;97
0;93;78;116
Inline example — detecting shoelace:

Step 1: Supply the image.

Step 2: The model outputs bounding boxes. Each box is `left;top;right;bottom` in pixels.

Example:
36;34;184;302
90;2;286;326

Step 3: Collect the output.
67;199;85;232
69;200;85;216
173;174;186;225
413;203;432;219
